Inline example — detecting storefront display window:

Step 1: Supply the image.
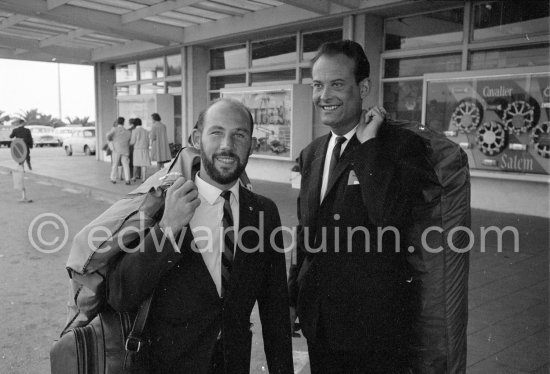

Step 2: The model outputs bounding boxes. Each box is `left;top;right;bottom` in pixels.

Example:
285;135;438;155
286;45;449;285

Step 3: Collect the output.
251;70;296;85
383;81;422;123
425;71;550;175
385;8;463;50
140;57;164;80
302;29;343;61
252;36;297;67
116;63;137;82
210;44;247;70
384;53;462;78
469;44;550;70
473;1;550;41
210;74;246;90
166;54;182;76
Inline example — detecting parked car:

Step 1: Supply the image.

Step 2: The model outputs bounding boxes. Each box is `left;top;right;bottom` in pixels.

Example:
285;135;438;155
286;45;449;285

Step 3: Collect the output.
27;125;60;147
54;126;82;146
64;127;96;156
0;125;14;147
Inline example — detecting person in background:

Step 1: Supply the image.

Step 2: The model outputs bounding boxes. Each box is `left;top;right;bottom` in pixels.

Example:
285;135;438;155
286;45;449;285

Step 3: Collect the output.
150;112;171;171
9;119;33;170
128;118;139;180
106;116;131;185
129;117;150;182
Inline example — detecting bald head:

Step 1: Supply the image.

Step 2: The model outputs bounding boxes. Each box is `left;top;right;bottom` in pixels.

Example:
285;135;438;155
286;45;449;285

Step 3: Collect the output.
196;99;254;134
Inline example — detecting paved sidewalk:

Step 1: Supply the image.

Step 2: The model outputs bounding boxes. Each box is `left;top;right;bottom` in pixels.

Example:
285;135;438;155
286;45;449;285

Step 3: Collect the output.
0;150;547;373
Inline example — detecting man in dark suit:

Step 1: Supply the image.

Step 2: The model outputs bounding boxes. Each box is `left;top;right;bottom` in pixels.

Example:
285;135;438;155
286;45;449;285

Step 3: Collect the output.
10;119;33;170
108;99;293;373
288;40;429;373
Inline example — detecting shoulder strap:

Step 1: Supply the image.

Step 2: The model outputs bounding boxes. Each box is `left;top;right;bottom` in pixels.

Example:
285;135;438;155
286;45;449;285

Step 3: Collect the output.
124;292;154;352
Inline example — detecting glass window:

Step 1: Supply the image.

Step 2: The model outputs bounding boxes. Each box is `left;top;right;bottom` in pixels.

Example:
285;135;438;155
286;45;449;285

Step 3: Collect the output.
140;82;165;94
385;9;464;50
210;74;246;90
473;1;550;41
210;92;221;102
140;57;164;80
252;36;297;67
167;80;182;94
301;68;312;83
384;53;462;78
383;80;423;122
166;54;182;76
210;44;247;70
251;70;296;85
116;85;137;96
469;44;550;70
302;29;343;61
115;63;137;82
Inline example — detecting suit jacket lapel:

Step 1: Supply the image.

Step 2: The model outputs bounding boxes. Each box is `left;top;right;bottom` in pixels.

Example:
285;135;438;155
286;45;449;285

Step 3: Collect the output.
323;135;359;201
308;135;330;212
183;229;220;301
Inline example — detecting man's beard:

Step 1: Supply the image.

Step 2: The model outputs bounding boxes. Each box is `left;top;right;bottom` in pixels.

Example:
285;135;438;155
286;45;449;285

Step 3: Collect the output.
201;150;248;185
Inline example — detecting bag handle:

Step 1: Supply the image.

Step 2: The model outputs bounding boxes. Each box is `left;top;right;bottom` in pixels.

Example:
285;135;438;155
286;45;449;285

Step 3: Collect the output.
124;292;154;353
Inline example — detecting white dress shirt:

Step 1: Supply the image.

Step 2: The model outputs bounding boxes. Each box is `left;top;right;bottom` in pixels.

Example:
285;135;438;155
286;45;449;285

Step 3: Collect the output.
190;174;240;297
320;125;357;202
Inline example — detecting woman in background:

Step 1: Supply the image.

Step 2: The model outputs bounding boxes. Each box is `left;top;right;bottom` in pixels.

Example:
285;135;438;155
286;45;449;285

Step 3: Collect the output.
129;117;151;182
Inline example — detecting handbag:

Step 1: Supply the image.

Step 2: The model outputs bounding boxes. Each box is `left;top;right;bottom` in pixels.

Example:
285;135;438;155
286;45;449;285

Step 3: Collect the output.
50;293;154;374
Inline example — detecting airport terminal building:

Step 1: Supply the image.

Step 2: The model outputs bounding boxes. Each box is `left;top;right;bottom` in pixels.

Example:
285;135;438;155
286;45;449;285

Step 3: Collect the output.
0;0;548;216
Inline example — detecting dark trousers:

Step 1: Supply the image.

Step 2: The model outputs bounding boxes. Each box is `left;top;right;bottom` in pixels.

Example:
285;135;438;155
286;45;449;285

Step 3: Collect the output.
308;341;411;374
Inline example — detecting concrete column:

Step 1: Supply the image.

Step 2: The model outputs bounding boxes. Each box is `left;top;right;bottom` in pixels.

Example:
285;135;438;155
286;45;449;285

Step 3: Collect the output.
94;62;116;161
184;46;209;143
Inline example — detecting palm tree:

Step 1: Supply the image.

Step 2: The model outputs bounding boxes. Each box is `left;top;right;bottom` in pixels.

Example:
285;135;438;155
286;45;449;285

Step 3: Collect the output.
0;110;10;125
14;108;40;124
65;116;91;126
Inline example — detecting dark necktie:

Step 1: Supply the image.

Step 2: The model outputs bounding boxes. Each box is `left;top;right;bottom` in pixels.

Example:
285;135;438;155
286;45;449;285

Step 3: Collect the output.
328;136;346;182
220;190;235;298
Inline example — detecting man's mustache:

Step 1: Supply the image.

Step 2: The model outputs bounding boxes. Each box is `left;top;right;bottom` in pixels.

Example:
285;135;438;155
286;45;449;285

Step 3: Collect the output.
214;152;240;162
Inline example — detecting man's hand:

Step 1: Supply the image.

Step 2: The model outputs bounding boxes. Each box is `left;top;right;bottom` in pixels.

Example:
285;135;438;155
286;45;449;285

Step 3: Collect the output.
356;106;387;143
158;178;200;235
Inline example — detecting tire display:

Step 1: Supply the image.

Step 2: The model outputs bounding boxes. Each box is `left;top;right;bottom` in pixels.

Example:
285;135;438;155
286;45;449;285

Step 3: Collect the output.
476;121;507;156
451;99;482;133
531;122;550;159
502;100;535;134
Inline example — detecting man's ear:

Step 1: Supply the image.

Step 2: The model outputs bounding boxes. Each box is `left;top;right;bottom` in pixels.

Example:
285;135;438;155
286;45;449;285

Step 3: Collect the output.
359;78;370;99
191;129;201;150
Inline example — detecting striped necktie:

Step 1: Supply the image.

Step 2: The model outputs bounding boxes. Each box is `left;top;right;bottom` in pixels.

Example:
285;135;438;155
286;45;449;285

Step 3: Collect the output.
220;190;235;298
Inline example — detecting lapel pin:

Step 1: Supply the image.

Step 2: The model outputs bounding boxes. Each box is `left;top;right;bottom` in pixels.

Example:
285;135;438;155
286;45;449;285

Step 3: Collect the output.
249;206;253;211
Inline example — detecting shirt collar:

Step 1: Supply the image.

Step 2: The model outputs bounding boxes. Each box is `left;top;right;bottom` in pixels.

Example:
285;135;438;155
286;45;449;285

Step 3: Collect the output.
195;173;240;205
330;124;357;143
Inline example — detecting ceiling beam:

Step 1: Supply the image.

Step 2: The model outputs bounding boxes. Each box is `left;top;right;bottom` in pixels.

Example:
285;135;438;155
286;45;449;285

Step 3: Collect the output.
91;40;166;62
0;33;92;61
121;0;200;24
181;0;410;45
276;0;330;15
329;0;360;8
0;0;183;45
40;28;94;47
0;14;27;29
47;0;71;10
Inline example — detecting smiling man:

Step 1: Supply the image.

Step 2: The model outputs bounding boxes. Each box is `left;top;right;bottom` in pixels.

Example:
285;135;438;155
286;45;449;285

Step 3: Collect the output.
288;40;430;373
108;99;293;374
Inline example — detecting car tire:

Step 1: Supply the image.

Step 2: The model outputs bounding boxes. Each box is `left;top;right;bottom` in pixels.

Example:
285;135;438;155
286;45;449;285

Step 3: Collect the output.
84;145;92;156
65;146;73;156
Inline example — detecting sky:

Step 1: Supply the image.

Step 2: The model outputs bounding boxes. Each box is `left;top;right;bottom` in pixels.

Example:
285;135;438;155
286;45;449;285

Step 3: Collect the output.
0;59;95;121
